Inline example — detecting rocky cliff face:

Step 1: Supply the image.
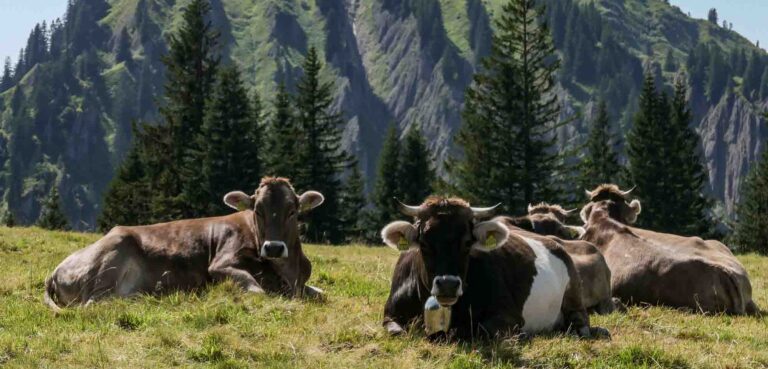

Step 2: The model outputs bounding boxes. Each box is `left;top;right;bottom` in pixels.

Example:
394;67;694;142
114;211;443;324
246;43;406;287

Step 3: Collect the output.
0;0;766;228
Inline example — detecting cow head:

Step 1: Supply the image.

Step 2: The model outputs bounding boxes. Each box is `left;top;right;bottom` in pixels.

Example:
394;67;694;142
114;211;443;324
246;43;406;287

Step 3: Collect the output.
580;184;641;226
381;197;508;307
526;203;583;239
224;177;324;259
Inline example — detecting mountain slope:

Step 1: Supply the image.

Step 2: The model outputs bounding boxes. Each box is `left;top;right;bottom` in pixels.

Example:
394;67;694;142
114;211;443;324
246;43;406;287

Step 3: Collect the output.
0;0;766;229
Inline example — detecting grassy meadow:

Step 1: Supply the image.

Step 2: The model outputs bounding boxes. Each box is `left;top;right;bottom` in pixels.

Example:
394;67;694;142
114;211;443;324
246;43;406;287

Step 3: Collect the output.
1;226;768;368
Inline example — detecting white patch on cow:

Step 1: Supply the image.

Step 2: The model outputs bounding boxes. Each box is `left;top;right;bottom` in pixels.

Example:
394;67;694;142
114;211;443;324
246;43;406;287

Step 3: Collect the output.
520;237;570;333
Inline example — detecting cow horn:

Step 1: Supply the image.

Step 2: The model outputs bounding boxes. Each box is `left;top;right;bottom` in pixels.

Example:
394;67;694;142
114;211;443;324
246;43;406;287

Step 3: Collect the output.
564;208;578;214
395;198;422;217
584;188;594;198
471;203;502;218
621;186;636;196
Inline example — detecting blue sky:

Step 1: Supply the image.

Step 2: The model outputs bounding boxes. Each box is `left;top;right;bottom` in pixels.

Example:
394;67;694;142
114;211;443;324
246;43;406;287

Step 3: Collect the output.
0;0;766;64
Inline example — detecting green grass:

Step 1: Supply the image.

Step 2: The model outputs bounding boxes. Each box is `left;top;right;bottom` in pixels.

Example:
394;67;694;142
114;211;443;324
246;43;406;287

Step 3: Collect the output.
1;226;768;368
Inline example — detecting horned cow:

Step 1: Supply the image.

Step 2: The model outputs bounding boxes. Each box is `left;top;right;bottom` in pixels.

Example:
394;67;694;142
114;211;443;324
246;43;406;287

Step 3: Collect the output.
381;197;609;339
581;184;760;315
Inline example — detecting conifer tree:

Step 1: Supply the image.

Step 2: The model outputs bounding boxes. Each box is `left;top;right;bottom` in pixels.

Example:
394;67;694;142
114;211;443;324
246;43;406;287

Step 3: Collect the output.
293;47;352;244
372;125;402;227
339;165;367;243
663;49;676;72
759;67;768;100
731;116;768;253
146;0;220;220
263;82;299;179
451;0;561;213
742;50;763;98
98;145;151;231
626;72;667;230
398;127;435;205
627;73;713;234
579;101;622;189
707;8;718;25
0;58;13;92
37;186;70;231
115;28;133;69
667;77;712;235
193;66;257;216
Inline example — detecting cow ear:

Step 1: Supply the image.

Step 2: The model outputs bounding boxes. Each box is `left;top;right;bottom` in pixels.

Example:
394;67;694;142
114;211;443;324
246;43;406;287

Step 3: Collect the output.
381;221;418;251
580;203;593;225
224;191;254;211
626;200;642;224
472;221;509;252
299;191;325;213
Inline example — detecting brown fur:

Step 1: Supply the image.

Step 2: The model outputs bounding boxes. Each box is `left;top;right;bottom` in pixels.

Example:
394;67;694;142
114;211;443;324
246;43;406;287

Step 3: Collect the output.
45;178;317;309
497;207;614;314
383;198;603;339
582;186;760;315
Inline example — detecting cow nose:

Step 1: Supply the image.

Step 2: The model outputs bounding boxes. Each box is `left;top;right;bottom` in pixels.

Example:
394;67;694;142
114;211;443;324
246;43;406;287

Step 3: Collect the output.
432;275;463;300
261;241;288;258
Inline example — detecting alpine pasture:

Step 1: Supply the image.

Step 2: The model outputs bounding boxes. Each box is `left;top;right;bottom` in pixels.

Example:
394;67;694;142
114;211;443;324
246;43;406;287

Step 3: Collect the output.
1;226;767;368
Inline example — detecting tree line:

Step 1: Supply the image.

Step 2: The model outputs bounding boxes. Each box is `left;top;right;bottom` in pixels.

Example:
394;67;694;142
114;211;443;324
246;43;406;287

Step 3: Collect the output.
17;0;768;254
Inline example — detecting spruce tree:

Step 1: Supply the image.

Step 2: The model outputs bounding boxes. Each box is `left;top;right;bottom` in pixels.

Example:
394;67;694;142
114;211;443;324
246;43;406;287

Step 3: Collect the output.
759;67;768;100
37;186;70;231
263;82;300;179
0;58;13;92
451;0;561;213
339;165;367;243
579;101;622;189
707;8;718;25
293;47;352;244
98;145;151;231
372;124;402;227
195;65;259;216
731;117;768;253
627;73;713;234
626;72;667;230
742;50;763;98
147;0;220;220
667;77;712;236
398;127;435;205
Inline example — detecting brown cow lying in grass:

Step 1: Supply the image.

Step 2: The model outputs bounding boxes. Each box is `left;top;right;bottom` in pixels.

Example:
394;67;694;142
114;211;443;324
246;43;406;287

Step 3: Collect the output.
581;184;760;315
44;177;324;311
500;203;615;314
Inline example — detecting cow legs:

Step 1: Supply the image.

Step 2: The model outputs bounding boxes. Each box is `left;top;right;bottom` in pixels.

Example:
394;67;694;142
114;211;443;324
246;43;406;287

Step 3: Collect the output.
208;266;265;294
48;231;148;307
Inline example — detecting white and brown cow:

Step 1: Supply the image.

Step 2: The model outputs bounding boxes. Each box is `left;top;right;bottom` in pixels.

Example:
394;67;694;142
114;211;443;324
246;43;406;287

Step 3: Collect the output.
581;184;760;315
498;203;615;314
381;197;609;339
44;177;324;311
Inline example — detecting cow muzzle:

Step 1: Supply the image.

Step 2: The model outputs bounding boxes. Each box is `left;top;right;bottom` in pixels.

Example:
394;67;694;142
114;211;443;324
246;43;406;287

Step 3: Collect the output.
431;275;463;306
261;241;288;259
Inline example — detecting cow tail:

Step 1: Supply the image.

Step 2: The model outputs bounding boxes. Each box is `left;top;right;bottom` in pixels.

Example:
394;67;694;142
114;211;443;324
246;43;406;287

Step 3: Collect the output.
43;276;63;314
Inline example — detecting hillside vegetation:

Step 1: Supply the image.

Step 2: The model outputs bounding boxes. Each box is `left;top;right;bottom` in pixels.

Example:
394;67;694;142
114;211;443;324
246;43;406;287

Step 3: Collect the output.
1;0;767;229
1;226;767;368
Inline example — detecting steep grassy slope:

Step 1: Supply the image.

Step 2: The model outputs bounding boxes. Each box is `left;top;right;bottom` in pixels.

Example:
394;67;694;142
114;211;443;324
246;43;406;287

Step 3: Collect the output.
1;226;767;368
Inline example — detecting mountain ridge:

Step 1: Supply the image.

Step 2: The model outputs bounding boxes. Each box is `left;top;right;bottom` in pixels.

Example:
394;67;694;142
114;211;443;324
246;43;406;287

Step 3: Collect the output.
0;0;766;229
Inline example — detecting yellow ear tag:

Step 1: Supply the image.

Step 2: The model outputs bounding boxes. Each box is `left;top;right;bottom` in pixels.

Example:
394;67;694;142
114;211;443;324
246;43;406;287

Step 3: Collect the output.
485;234;497;249
397;236;410;251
